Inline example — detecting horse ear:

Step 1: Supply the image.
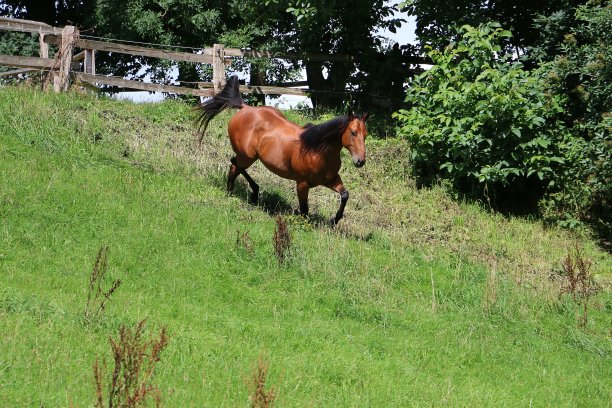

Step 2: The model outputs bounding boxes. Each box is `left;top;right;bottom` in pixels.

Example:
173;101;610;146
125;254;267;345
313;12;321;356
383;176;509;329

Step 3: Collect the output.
361;112;369;122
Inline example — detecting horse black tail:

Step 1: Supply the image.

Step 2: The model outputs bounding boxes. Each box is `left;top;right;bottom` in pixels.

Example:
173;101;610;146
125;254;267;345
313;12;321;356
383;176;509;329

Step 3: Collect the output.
195;75;243;143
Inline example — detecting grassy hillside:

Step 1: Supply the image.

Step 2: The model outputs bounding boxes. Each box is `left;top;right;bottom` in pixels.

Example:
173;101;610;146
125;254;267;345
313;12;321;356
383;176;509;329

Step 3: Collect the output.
0;86;610;407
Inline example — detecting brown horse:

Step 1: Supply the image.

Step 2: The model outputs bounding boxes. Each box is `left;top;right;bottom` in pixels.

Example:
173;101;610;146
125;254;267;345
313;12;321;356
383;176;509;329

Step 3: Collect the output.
197;76;368;225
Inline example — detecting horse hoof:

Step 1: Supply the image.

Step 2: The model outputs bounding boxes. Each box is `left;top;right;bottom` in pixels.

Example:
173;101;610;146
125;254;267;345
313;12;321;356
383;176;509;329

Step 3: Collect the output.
329;217;338;227
293;209;310;218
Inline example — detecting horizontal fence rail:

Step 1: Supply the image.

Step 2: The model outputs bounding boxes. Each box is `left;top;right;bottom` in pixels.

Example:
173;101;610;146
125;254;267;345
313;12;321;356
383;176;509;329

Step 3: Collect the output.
0;16;62;35
44;35;219;65
0;54;79;70
76;73;215;97
0;68;38;77
193;81;308;96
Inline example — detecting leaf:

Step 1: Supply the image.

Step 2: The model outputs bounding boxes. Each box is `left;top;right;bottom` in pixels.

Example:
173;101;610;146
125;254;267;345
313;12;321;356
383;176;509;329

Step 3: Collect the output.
537;138;551;148
511;128;521;137
440;162;454;172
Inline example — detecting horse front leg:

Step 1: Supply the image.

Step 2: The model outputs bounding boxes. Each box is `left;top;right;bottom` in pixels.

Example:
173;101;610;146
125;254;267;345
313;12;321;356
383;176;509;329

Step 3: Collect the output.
295;181;310;216
327;175;349;226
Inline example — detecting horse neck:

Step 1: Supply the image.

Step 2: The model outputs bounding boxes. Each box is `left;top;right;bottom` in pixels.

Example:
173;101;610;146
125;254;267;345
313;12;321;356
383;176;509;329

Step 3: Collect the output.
317;134;343;158
299;116;347;157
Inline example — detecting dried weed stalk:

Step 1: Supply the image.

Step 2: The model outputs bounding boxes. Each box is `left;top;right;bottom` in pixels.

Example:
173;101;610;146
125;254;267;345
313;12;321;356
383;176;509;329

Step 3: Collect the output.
236;229;254;255
248;357;275;408
94;319;169;408
430;268;437;313
559;244;600;327
273;215;291;264
483;260;498;314
85;245;122;322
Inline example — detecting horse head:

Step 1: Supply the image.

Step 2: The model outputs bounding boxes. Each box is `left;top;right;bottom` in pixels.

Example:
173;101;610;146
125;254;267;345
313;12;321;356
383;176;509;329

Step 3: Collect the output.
342;111;369;167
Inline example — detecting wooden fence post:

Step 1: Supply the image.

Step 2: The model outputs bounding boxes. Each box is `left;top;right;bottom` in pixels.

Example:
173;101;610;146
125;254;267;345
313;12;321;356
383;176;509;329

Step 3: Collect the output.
53;25;77;92
39;31;48;58
84;49;95;75
212;43;226;94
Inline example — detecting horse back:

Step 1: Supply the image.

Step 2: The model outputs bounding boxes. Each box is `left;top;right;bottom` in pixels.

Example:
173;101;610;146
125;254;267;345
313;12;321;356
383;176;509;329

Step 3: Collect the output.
227;106;301;167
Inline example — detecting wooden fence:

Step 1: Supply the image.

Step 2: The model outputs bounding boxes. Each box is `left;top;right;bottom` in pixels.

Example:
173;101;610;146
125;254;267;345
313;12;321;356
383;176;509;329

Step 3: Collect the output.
0;16;321;97
0;16;431;101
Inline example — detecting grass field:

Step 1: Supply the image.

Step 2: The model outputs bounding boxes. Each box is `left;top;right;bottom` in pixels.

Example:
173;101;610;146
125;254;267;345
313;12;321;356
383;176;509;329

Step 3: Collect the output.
1;86;610;406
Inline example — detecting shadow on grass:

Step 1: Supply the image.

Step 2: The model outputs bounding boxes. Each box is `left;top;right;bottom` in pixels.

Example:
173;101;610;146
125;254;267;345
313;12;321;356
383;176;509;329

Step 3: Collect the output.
222;178;294;215
256;190;293;215
209;170;376;241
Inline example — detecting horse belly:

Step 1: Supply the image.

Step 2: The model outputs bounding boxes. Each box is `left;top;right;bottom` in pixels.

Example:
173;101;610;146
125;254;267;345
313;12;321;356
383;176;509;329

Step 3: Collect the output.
259;149;296;180
292;155;341;187
260;160;295;180
257;137;296;180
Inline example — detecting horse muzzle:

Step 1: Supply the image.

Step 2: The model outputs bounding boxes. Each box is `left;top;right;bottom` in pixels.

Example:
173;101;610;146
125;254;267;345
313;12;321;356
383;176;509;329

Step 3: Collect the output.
353;158;366;168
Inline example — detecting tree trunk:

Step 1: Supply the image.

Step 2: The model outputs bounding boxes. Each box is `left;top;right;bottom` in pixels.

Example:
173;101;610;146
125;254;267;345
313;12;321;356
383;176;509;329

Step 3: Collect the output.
305;61;345;109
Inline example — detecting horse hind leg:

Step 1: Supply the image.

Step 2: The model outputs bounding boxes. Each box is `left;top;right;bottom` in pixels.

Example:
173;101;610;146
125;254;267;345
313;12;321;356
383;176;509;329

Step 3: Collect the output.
240;168;259;204
227;159;239;193
228;156;259;204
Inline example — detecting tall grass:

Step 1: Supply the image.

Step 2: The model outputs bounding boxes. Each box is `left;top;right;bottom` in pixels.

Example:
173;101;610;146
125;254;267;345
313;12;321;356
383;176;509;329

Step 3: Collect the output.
0;86;610;406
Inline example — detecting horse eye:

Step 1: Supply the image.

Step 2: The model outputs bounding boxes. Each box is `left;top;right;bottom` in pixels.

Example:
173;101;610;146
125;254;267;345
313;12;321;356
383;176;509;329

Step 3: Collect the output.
350;130;357;137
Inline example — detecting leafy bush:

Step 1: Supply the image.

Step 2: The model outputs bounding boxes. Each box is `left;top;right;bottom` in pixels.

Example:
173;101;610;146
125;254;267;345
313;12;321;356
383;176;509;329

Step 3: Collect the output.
395;23;569;194
536;1;611;236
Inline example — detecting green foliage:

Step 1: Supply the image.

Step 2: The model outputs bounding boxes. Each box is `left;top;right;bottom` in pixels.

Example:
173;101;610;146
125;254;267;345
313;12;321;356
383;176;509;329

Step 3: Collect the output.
0;32;39;75
0;32;38;57
91;0;230;82
395;24;569;190
0;0;96;26
401;0;583;53
538;1;611;235
235;0;409;108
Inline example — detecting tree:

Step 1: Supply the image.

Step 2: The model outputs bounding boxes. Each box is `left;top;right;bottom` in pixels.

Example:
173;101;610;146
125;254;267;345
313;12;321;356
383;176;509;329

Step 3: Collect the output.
0;0;95;26
91;0;238;84
402;0;585;56
246;1;409;108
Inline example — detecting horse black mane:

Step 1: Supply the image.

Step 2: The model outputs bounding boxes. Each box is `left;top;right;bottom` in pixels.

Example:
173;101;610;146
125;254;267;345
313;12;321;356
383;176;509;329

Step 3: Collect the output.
299;115;350;153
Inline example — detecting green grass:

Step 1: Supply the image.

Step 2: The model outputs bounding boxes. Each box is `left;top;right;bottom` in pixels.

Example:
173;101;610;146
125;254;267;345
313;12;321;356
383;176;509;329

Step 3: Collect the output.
0;86;610;407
